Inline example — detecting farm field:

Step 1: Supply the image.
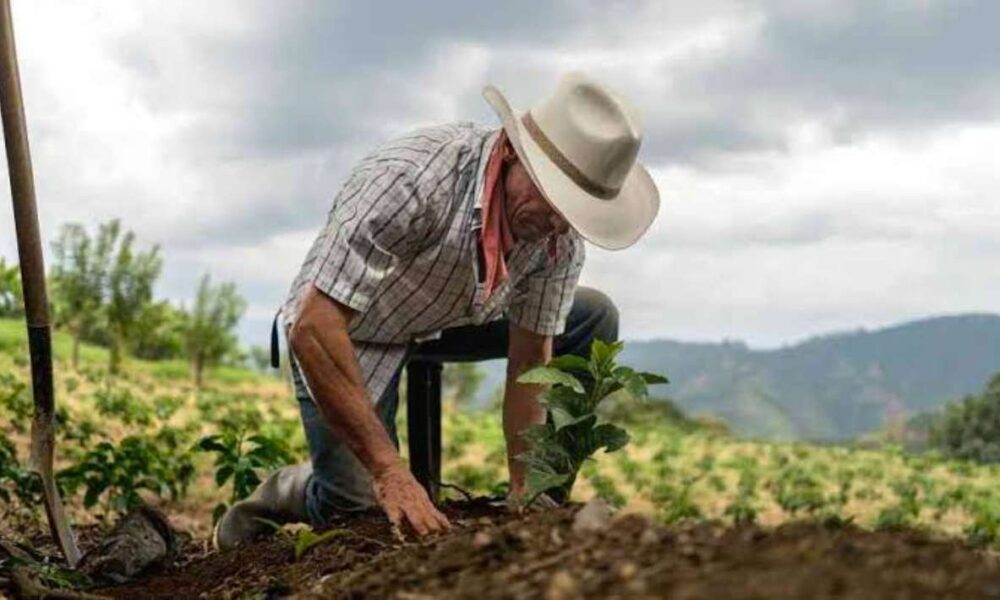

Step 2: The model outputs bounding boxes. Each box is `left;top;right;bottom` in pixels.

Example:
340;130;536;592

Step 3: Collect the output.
2;318;1000;598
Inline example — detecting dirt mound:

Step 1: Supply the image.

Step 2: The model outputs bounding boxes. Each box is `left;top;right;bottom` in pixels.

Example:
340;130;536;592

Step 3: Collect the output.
95;500;1000;600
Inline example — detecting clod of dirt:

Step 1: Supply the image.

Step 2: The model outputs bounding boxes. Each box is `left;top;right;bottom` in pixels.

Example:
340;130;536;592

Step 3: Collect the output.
544;570;580;600
472;531;494;549
571;496;614;534
78;506;178;584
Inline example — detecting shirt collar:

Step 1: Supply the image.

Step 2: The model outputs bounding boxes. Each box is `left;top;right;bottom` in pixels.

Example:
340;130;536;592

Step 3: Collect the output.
473;129;501;213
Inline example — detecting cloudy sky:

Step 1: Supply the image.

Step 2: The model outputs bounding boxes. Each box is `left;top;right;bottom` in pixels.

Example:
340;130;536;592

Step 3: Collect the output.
1;0;998;349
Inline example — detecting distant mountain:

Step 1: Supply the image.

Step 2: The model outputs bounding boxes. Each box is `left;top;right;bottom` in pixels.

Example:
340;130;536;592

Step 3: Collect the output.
471;314;1000;441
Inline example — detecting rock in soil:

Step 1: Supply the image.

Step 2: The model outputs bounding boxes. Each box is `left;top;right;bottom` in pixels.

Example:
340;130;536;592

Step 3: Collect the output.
78;505;178;584
571;497;615;535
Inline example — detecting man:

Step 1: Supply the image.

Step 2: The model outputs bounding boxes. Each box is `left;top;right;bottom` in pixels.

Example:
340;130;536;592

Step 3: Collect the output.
215;72;660;549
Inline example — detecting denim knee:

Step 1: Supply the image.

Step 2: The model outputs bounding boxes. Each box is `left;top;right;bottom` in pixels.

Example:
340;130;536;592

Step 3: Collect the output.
577;287;620;343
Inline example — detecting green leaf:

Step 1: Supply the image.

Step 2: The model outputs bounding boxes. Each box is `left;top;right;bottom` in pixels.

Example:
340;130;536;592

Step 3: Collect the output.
550;407;576;430
215;464;234;487
197;436;229;454
560;413;597;437
613;366;648;401
592;423;630;453
525;468;571;499
521;423;554;445
294;528;350;561
547;354;590;373
589;339;624;371
542;385;588;414
212;503;229;526
517;366;584;393
639;372;669;385
252;516;284;533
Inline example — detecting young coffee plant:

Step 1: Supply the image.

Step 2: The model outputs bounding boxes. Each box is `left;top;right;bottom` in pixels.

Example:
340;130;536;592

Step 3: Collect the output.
723;468;760;526
58;430;195;513
515;339;667;506
93;383;155;427
0;431;43;515
0;370;31;434
196;427;293;524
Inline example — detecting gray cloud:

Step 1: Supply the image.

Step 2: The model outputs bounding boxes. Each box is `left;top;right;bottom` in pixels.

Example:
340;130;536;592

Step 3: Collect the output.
638;0;1000;164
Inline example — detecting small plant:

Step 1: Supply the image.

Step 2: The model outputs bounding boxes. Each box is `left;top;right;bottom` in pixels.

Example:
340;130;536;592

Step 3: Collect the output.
964;499;1000;547
652;476;702;524
771;464;827;516
724;468;760;526
255;518;351;561
0;431;43;515
93;383;154;427
875;478;921;530
515;339;667;506
196;427;293;524
58;430;195;513
0;371;31;434
153;394;185;421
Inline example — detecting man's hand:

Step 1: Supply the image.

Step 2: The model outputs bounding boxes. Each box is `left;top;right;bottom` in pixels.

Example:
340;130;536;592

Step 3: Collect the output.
372;463;451;537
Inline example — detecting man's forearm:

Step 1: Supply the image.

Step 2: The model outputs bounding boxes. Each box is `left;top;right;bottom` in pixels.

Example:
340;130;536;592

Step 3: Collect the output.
290;313;401;478
503;363;547;492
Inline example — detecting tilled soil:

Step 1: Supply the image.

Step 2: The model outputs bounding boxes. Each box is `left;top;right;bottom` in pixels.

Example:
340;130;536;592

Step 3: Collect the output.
92;500;1000;600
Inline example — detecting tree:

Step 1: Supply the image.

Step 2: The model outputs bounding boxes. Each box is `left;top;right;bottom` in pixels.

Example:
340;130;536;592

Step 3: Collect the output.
931;373;1000;463
0;258;23;318
105;229;162;373
182;274;246;387
49;222;118;369
131;300;186;361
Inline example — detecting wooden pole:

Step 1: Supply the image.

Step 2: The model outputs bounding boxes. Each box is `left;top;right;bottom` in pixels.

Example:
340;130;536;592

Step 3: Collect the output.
0;0;80;567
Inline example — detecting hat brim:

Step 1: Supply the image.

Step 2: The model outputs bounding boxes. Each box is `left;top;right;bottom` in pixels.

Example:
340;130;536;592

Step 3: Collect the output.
483;84;660;251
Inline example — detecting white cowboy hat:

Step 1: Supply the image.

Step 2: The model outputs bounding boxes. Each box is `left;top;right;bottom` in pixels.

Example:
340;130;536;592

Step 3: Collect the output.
482;72;660;250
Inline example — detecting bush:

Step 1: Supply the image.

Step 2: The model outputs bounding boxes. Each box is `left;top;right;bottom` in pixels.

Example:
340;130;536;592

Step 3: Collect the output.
58;428;196;513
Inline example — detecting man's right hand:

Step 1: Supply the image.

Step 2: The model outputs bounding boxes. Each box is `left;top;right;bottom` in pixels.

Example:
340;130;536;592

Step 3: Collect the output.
372;463;451;537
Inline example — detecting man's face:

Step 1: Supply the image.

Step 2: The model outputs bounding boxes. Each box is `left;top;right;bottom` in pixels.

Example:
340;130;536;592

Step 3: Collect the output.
503;158;571;243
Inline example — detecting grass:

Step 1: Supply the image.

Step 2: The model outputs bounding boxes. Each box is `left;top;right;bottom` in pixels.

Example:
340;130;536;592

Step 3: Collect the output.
0;317;270;387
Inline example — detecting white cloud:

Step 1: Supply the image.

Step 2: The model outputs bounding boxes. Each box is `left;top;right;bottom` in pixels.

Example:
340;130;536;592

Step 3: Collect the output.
583;120;1000;345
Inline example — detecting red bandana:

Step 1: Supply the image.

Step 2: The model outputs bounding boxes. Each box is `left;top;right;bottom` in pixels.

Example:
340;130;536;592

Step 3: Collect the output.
480;132;560;303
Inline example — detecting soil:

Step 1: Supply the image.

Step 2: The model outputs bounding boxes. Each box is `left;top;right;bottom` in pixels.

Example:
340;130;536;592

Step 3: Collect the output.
21;500;1000;599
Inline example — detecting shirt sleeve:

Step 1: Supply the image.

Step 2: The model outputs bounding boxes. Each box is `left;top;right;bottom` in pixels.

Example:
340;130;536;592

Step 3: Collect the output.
307;166;433;314
505;233;586;336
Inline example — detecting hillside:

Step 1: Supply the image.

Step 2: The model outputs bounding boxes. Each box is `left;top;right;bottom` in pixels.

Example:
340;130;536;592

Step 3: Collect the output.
476;314;1000;440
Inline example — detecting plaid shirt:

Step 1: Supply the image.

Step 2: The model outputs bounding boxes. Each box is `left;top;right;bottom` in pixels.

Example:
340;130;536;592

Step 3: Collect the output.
282;122;585;404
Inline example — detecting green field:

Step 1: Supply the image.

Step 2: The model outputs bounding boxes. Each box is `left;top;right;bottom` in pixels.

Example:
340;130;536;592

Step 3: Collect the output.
3;317;1000;547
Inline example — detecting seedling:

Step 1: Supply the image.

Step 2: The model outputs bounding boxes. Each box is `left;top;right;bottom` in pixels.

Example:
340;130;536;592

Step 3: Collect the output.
254;518;350;560
196;428;292;524
515;339;667;506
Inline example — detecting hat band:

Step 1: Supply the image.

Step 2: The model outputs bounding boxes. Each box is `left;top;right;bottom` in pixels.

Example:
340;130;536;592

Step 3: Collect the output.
522;112;619;200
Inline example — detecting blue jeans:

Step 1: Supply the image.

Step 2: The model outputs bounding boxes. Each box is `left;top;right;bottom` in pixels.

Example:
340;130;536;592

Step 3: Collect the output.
292;286;619;527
